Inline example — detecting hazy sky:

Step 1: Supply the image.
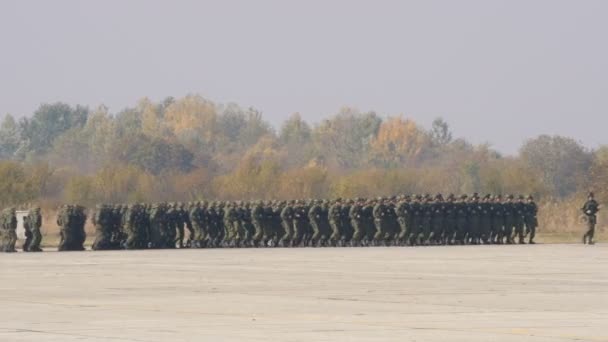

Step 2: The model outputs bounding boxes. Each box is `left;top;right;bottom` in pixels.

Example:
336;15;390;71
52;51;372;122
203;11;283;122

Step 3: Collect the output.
1;0;606;154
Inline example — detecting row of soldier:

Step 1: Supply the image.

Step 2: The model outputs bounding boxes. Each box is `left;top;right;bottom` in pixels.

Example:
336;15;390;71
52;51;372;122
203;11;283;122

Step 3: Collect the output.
88;193;538;251
0;207;42;252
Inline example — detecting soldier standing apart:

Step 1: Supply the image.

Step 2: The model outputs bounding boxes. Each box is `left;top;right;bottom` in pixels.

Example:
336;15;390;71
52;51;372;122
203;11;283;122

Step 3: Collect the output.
582;192;599;245
524;196;538;244
1;208;17;252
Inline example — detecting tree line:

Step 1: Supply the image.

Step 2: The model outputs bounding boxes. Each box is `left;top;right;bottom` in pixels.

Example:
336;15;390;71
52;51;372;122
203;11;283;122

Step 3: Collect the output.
0;95;604;209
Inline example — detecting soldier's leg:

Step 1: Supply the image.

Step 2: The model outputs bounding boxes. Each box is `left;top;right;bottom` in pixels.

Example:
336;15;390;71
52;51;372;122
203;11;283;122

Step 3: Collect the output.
421;221;431;245
329;221;340;246
251;222;261;247
30;228;43;251
185;222;194;247
504;222;514;244
350;222;361;247
584;219;596;244
455;220;466;245
279;221;292;247
409;221;420;246
372;220;383;246
403;224;413;246
516;223;525;244
528;223;536;244
292;222;302;247
23;230;32;252
6;230;17;252
175;223;185;248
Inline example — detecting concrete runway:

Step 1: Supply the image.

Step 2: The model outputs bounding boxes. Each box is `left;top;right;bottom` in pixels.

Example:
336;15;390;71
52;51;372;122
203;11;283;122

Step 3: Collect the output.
0;244;607;342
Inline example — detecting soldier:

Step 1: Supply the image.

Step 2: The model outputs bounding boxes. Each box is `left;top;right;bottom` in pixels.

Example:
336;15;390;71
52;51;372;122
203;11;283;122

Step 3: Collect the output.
164;203;177;248
502;195;516;244
57;205;70;251
582;192;599;245
223;202;236;247
489;195;503;244
73;205;87;250
292;200;308;246
340;200;354;247
206;202;220;247
454;195;468;245
319;200;333;247
124;204;148;249
512;196;526;244
110;205;124;249
22;212;32;252
279;201;294;247
174;203;186;248
468;195;481;245
233;201;246;247
349;199;365;247
260;201;275;247
430;194;445;245
302;200;315;247
329;199;343;247
242;202;256;247
373;198;389;246
524;195;538;244
92;204;114;250
419;195;433;245
189;202;204;248
384;197;398;246
1;208;17;252
408;196;422;245
443;194;457;245
249;201;264;247
58;205;86;251
288;200;307;247
148;203;164;248
273;201;285;246
479;195;492;244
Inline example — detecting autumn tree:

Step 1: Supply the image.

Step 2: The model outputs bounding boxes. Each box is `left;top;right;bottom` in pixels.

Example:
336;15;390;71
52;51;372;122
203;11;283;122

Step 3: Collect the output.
519;135;592;198
370;116;431;167
312;108;381;169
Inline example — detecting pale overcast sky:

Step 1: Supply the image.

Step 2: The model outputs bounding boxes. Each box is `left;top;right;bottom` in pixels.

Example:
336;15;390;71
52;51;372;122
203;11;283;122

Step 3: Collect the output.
1;0;606;154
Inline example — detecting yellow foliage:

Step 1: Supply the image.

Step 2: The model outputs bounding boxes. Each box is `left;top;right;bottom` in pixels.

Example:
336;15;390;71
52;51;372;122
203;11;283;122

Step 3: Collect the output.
163;95;217;141
277;165;329;199
370;116;430;166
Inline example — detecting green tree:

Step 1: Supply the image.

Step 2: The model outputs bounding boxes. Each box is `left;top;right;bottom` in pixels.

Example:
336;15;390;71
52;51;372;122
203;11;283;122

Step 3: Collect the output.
0;114;22;159
430;117;453;147
519;135;592;197
312;108;381;169
19;103;89;156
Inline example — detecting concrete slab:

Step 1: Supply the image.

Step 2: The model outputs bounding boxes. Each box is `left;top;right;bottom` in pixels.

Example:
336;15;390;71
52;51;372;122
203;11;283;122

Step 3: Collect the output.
0;245;607;341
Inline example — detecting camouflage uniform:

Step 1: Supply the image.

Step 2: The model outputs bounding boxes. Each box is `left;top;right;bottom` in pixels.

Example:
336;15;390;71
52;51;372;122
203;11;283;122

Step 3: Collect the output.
349;200;365;247
1;208;17;252
250;201;265;247
92;205;114;250
512;196;526;244
293;201;309;247
280;201;295;247
502;196;516;244
524;196;538;244
329;201;343;246
373;199;389;246
582;193;599;245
